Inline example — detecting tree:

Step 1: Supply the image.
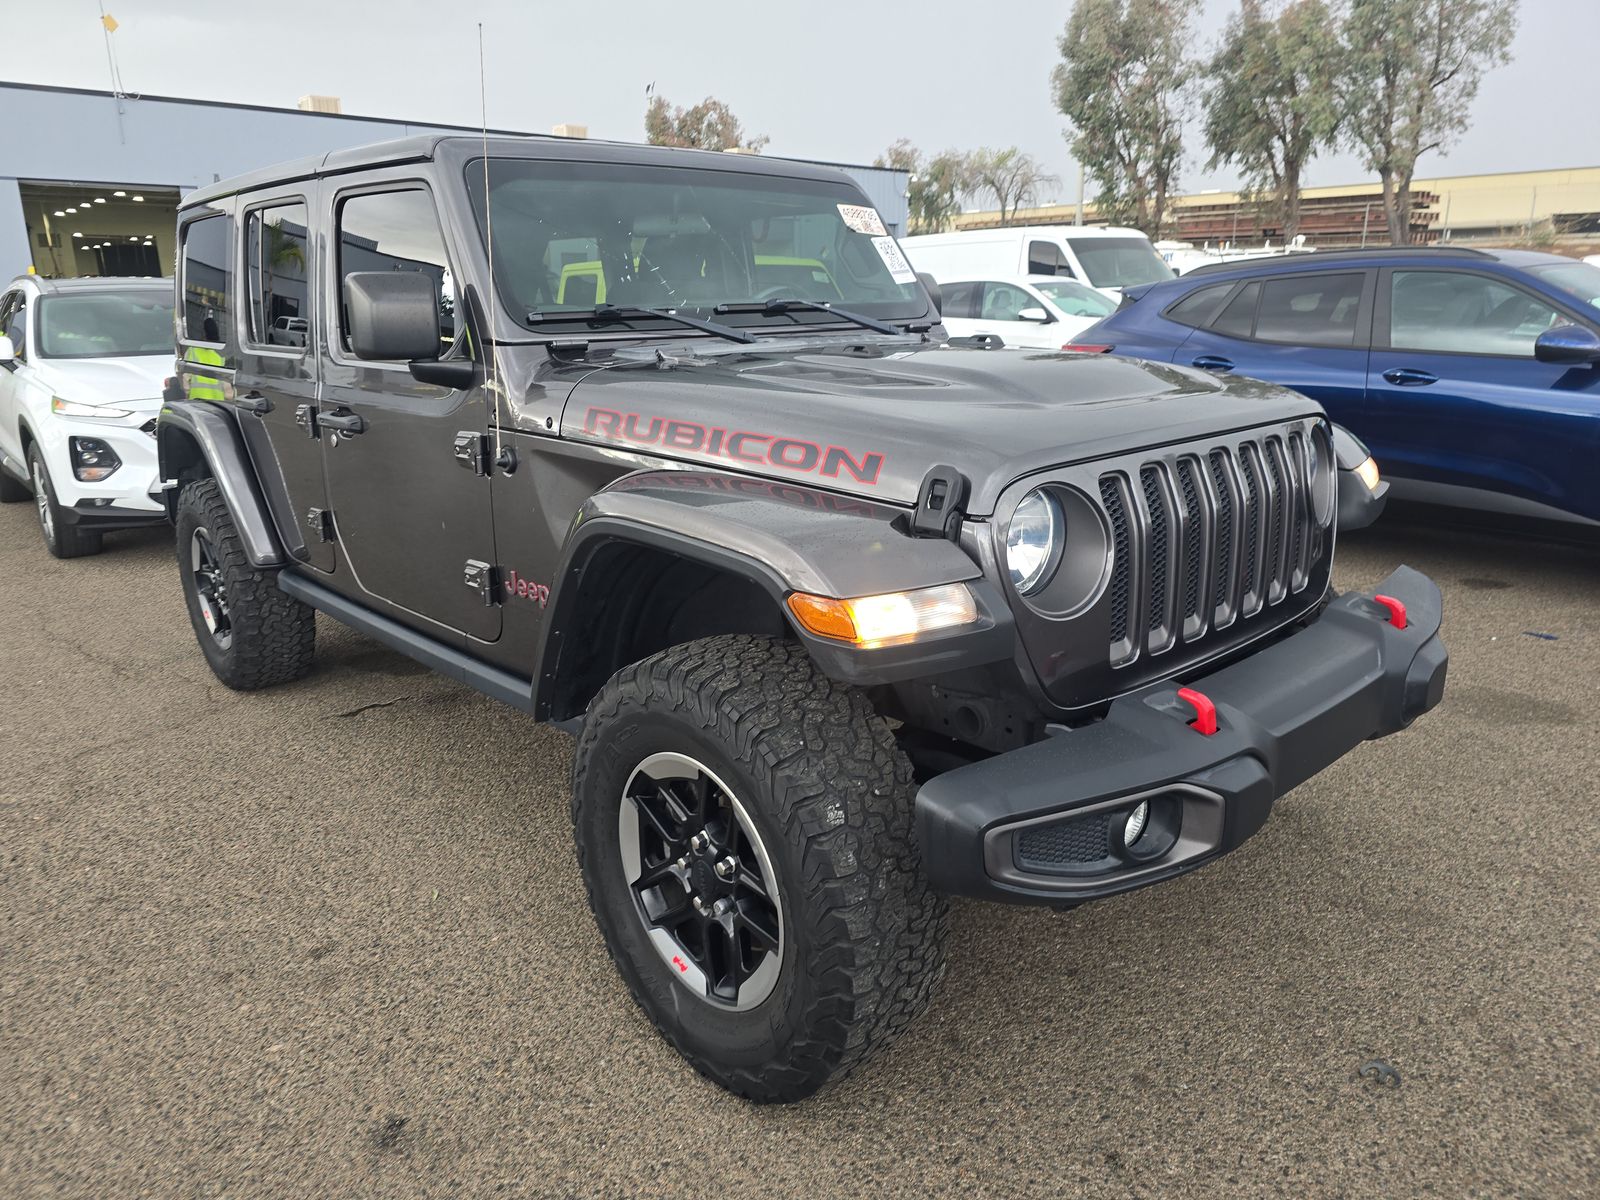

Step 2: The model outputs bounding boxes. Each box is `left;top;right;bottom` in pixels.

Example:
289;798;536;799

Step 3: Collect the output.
966;147;1058;225
644;94;769;153
1052;0;1198;235
1203;0;1343;242
875;140;976;232
1342;0;1517;243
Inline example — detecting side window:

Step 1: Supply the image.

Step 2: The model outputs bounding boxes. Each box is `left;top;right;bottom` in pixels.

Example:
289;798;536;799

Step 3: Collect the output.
1165;282;1234;329
181;213;233;344
1390;270;1565;357
940;281;978;320
245;202;310;349
1255;272;1365;347
0;291;25;354
1211;280;1260;339
336;189;458;356
1027;241;1075;278
980;282;1033;321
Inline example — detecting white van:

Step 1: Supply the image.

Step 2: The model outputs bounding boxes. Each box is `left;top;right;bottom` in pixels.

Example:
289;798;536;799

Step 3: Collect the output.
901;225;1174;298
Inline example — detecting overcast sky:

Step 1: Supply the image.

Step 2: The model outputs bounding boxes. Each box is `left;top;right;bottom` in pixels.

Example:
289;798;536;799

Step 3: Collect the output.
6;0;1588;202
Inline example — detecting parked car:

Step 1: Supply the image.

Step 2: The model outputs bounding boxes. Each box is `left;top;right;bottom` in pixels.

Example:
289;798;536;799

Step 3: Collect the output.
1072;247;1600;527
156;136;1444;1103
937;275;1118;348
268;315;308;347
0;276;174;556
902;225;1174;298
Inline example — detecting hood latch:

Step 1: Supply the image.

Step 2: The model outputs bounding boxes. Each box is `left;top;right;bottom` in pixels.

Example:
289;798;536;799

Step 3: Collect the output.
910;464;969;541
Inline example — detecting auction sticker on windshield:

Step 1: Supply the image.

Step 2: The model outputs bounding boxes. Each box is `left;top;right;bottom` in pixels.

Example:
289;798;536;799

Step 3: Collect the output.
872;236;917;284
837;204;887;236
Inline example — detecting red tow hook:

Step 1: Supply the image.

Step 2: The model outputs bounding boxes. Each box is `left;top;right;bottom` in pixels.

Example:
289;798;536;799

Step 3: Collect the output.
1176;687;1218;736
1373;594;1407;629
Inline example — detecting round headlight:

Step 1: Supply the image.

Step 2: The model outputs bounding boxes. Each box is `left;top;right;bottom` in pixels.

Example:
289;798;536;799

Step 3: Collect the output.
1308;424;1336;523
1007;488;1062;595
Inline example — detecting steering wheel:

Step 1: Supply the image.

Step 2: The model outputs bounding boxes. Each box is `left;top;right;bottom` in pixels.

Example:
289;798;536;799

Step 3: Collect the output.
751;284;799;303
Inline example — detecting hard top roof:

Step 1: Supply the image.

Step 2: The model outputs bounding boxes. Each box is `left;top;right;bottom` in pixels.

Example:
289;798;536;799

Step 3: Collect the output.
1176;244;1579;280
180;134;860;210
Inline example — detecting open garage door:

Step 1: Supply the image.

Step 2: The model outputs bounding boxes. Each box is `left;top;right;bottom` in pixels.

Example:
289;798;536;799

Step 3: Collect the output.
18;181;180;279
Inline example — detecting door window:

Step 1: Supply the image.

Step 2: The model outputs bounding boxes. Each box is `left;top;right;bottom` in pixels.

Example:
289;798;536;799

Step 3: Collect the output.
980;282;1033;321
180;213;233;344
1254;272;1364;347
335;189;459;357
940;281;979;320
245;202;310;348
1211;280;1260;338
1390;270;1566;357
1028;240;1074;277
1;291;25;354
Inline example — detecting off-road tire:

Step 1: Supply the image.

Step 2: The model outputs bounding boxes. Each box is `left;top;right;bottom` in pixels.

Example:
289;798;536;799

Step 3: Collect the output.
175;478;315;690
571;634;948;1104
27;445;102;558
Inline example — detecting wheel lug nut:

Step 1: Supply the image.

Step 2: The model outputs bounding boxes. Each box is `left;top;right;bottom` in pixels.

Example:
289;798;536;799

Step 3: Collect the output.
712;897;733;917
691;895;707;914
714;856;736;880
689;833;708;853
674;856;688;870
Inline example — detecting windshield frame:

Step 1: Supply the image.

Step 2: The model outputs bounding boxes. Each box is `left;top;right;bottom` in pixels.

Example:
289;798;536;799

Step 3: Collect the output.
35;289;177;361
462;156;932;340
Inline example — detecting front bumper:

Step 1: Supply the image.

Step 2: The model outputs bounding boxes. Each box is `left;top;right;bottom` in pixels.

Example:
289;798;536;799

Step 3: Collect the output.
915;565;1447;905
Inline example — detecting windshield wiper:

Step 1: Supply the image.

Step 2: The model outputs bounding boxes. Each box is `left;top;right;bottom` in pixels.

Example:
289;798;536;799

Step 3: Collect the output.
713;298;902;336
526;303;755;345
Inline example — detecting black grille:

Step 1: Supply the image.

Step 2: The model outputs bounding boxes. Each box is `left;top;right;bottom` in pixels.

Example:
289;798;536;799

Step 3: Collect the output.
1102;429;1324;668
1177;460;1203;624
1140;467;1168;636
1016;811;1112;868
140;417;158;437
1101;477;1130;648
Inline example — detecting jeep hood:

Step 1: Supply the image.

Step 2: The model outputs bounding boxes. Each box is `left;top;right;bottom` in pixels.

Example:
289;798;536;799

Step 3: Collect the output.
560;340;1323;514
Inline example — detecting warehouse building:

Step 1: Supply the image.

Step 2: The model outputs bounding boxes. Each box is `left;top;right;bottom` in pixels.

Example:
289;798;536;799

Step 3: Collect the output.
0;82;909;281
952;166;1600;246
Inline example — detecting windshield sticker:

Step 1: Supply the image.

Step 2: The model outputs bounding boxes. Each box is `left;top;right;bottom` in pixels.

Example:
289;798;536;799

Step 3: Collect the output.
837;204;888;237
871;236;917;285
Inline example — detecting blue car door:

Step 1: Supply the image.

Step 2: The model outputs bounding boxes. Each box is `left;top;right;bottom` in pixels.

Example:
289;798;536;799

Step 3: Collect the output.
1367;267;1600;521
1172;270;1375;427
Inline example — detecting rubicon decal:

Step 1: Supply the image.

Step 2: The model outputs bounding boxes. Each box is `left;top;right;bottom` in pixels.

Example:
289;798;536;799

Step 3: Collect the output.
583;408;885;486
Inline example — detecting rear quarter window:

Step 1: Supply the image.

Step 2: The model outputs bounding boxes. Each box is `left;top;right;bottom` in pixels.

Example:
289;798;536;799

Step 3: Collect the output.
180;212;234;344
1163;282;1235;329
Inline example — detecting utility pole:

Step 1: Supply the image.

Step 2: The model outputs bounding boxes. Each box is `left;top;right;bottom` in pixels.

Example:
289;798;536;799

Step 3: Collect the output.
1074;162;1085;226
1360;202;1371;248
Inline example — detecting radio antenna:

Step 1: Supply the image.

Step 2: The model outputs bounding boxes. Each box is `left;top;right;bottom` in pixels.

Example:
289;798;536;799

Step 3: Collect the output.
478;22;503;465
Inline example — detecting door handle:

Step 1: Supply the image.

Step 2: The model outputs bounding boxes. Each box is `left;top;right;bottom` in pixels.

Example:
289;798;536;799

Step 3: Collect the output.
236;391;272;415
1191;355;1234;373
318;409;365;434
1381;367;1438;387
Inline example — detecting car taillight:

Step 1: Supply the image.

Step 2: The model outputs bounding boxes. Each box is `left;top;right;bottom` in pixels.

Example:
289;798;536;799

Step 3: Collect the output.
1064;343;1114;353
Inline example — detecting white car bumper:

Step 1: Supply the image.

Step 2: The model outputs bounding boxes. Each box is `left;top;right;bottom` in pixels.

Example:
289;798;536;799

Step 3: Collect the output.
34;398;167;525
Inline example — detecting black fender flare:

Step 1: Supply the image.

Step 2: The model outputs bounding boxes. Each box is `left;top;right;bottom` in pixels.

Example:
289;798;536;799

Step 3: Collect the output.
156;401;286;567
531;470;1016;721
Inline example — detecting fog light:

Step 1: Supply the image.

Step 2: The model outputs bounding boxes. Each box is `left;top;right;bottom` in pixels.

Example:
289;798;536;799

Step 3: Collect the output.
70;437;122;482
1123;800;1149;848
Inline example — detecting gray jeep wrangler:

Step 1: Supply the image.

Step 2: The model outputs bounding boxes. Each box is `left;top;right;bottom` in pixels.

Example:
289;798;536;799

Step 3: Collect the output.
157;135;1445;1103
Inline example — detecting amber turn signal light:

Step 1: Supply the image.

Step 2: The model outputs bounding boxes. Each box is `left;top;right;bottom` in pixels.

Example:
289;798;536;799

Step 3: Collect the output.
786;584;979;648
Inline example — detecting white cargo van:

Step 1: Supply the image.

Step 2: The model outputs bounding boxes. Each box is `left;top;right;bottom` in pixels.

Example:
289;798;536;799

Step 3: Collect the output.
901;225;1173;298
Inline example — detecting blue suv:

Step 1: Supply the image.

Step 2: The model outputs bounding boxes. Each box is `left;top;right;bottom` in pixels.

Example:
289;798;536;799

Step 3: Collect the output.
1076;247;1600;527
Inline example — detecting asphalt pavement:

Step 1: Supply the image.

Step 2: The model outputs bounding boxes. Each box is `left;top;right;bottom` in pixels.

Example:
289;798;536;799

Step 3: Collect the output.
2;501;1596;1199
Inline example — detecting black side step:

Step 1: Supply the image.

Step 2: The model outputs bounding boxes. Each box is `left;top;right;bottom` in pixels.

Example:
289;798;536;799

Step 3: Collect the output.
278;571;535;714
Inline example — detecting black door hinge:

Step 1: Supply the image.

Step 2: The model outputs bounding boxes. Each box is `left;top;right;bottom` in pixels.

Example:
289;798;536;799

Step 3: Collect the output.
911;464;969;540
305;507;335;542
294;404;319;439
463;559;499;606
454;431;488;476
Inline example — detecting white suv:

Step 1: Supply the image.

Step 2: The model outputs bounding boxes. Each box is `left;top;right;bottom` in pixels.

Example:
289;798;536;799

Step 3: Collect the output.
0;276;174;557
937;275;1119;349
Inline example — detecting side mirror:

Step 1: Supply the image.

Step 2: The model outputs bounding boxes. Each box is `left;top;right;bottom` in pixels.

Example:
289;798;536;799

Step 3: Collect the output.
0;334;14;364
1534;323;1600;365
1017;306;1052;324
343;271;442;362
916;271;941;318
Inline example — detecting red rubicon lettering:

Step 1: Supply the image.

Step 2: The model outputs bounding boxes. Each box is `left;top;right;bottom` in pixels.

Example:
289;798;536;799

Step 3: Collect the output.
580;407;885;486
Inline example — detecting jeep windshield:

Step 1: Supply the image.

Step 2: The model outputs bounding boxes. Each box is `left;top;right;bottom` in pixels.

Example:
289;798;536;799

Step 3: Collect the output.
465;158;929;335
